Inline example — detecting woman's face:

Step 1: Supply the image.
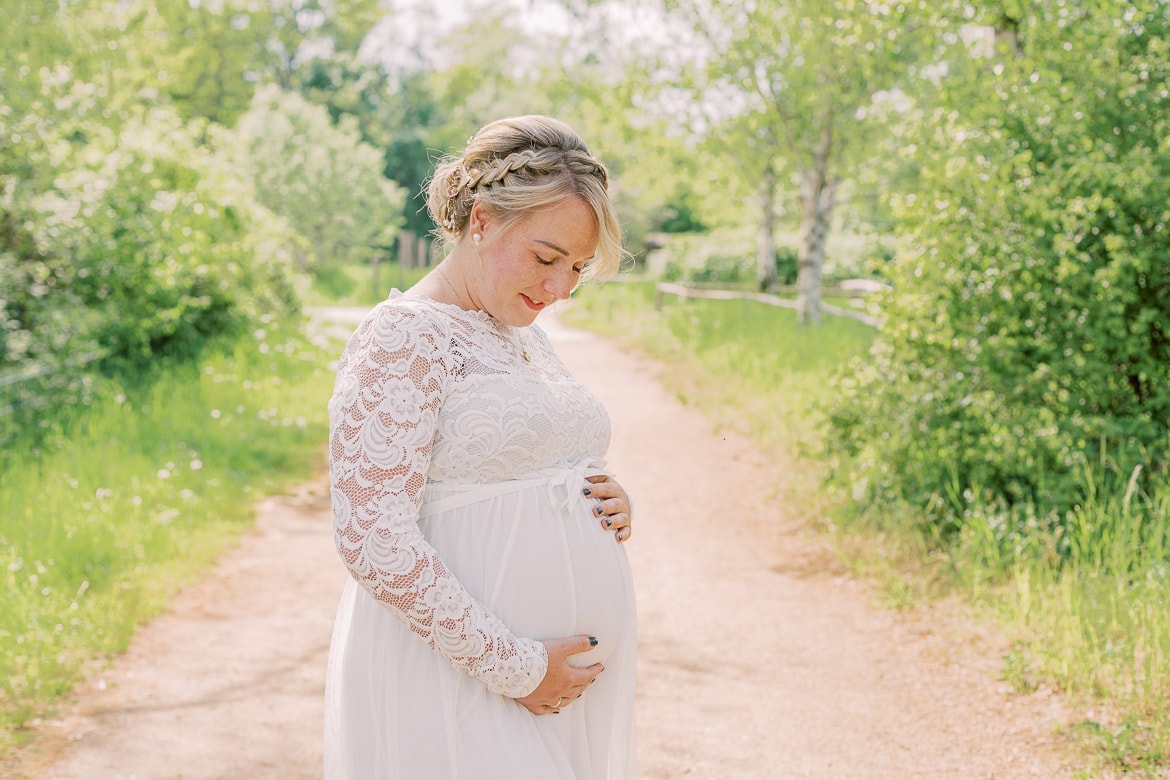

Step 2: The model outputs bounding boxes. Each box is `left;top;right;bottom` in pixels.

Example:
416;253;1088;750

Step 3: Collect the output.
469;197;599;327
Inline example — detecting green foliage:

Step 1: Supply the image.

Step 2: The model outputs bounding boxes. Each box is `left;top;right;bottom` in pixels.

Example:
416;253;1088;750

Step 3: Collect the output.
0;325;334;749
566;279;875;444
229;85;406;270
960;475;1170;775
663;253;752;284
649;190;708;234
773;245;799;286
357;71;443;238
819;10;1170;765
699;0;931;170
1;85;299;376
99;0;387;125
302;261;430;307
827;2;1170;533
667;0;936;317
0;3;319;387
660;244;799;287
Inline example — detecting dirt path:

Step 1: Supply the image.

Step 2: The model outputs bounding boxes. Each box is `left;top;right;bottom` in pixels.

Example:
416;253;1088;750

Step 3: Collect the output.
8;308;1081;779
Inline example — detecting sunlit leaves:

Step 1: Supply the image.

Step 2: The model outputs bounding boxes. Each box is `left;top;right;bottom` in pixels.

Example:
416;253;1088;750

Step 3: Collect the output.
828;0;1170;533
227;85;406;269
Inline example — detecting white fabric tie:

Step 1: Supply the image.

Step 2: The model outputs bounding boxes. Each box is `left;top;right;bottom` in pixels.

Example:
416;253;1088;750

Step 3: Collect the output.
419;457;611;519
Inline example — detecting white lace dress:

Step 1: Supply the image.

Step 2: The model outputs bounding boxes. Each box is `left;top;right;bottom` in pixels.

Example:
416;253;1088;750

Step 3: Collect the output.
323;292;636;779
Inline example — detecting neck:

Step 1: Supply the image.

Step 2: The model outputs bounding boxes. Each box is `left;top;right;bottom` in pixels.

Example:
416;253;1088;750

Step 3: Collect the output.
430;251;480;312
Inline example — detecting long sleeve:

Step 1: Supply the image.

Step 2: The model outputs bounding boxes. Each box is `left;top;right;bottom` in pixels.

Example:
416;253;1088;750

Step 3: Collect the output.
326;302;548;698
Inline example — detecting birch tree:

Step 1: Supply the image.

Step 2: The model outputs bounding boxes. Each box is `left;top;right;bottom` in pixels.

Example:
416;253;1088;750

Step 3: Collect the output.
674;0;929;323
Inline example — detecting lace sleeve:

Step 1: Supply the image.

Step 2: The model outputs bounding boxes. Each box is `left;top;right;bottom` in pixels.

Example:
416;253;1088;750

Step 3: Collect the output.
327;302;549;698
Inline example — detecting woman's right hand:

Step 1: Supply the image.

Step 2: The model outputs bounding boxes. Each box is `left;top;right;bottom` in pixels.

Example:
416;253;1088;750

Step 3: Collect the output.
516;635;604;715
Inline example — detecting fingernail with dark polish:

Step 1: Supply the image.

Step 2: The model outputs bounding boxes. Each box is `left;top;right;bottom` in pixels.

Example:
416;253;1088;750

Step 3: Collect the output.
604;518;612;528
588;636;598;647
582;487;592;496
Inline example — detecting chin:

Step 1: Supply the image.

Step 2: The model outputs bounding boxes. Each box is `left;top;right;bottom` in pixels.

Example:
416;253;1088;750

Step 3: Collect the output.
506;299;546;326
510;311;542;328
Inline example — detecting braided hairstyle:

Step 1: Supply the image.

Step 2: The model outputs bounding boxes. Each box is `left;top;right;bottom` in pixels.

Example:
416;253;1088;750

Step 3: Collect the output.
426;115;625;280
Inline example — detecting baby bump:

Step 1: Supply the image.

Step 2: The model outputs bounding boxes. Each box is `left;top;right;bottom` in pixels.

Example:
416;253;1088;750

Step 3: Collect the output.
420;488;634;668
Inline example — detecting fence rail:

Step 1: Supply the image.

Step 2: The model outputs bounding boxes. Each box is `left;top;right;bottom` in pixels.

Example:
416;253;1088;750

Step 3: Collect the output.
653;282;884;328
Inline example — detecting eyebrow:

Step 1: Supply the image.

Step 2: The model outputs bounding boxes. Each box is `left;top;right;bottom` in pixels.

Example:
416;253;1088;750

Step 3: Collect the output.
534;239;569;256
534;239;596;261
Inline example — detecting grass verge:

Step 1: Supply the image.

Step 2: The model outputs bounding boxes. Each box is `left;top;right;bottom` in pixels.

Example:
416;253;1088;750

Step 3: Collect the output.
563;277;874;520
0;323;337;755
566;277;1170;777
302;261;430;307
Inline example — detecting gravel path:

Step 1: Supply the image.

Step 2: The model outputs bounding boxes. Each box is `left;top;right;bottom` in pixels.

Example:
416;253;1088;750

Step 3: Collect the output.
7;307;1081;779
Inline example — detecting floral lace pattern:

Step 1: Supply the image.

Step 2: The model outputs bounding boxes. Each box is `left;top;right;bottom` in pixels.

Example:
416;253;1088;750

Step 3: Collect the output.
327;292;610;698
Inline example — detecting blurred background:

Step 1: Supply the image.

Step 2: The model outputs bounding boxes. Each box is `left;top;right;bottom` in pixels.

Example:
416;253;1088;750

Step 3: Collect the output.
2;0;1169;774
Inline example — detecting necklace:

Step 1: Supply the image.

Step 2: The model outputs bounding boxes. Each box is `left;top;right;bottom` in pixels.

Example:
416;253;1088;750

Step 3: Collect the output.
434;265;463;306
434;265;530;363
506;324;532;363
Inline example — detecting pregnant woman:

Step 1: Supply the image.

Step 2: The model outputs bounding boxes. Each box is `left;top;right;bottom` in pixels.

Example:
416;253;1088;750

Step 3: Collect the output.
324;115;636;779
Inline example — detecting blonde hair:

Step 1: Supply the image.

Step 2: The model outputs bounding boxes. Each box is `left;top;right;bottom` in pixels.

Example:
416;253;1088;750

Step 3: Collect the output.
425;115;625;280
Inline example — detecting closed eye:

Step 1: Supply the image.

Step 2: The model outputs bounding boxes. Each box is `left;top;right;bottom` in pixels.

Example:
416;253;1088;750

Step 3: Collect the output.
536;253;586;275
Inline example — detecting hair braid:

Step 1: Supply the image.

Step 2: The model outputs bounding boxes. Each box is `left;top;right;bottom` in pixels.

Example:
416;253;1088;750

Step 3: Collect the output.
465;150;544;191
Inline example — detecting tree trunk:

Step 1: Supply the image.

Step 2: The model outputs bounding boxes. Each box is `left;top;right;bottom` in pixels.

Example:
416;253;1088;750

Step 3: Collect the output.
399;230;415;270
756;165;778;293
994;12;1025;57
796;166;837;326
796;116;837;326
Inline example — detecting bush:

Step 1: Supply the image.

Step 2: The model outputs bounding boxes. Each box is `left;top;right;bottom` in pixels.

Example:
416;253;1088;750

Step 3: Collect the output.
662;252;751;284
1;73;300;382
230;85;406;269
690;254;754;284
661;245;799;287
826;6;1170;539
774;245;799;286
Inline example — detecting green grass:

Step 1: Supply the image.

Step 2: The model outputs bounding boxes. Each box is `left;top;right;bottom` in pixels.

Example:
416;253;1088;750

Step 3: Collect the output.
302;260;430;307
567;277;1170;777
957;481;1170;777
0;323;337;752
564;277;875;507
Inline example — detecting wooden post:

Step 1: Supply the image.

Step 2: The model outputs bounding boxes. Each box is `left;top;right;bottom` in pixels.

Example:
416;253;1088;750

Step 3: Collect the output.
398;230;414;289
417;235;431;270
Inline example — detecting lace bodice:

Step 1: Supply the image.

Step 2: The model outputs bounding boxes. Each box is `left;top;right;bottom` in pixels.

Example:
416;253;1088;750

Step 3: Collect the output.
327;292;611;698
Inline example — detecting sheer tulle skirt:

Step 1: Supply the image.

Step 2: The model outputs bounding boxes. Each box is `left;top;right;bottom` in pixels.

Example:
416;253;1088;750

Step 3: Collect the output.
324;482;637;779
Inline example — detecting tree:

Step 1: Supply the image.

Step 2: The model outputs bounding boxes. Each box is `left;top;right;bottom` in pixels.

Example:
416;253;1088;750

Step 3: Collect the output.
0;3;310;375
298;1;717;254
827;0;1170;529
671;0;930;321
230;85;406;270
77;0;388;125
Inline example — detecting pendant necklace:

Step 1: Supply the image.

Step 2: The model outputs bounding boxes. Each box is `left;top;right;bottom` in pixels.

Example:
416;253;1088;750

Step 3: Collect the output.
508;326;532;363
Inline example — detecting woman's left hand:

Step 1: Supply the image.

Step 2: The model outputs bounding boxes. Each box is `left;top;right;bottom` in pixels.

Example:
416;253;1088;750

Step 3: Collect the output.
583;475;633;544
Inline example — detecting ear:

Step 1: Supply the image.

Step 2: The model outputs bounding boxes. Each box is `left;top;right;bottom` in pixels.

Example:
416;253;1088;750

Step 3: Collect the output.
468;201;491;238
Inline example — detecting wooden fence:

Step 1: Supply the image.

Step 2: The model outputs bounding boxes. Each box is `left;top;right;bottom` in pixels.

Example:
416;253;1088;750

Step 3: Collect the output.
653;282;884;328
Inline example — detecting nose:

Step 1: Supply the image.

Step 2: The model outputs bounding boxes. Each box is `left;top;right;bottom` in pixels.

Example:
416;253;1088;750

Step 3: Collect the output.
543;265;575;301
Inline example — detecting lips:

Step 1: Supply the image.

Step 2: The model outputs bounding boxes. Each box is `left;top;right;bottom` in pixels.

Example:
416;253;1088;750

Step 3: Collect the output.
521;293;546;310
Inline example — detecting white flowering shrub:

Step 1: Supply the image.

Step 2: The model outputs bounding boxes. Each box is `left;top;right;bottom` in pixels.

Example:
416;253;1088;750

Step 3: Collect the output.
228;85;406;270
1;69;300;377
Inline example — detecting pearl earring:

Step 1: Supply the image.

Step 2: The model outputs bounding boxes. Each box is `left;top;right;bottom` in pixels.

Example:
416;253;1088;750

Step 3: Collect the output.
472;233;481;246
